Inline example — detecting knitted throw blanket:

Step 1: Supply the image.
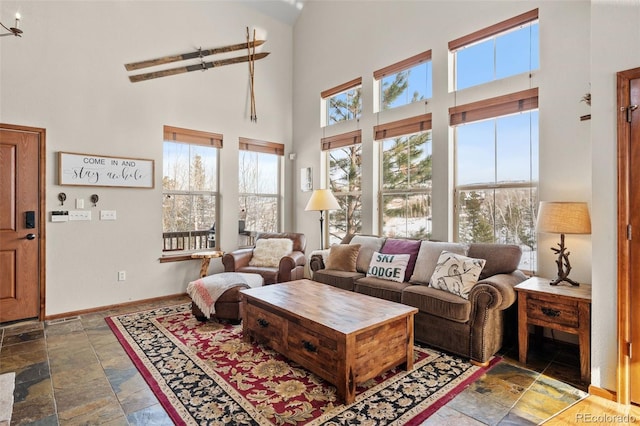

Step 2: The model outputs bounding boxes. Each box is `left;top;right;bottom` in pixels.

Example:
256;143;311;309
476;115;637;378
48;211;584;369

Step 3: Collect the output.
187;273;251;319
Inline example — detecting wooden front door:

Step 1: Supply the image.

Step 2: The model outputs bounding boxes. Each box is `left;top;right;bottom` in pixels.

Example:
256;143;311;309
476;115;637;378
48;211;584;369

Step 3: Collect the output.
617;68;640;405
0;124;45;323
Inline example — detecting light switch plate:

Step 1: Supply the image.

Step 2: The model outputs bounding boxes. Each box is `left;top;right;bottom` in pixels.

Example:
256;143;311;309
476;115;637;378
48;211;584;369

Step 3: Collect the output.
69;210;91;221
100;210;117;221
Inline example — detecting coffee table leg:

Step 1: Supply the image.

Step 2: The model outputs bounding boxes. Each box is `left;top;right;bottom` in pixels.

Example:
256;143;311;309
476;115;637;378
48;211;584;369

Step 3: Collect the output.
241;296;251;343
404;314;415;370
335;338;356;404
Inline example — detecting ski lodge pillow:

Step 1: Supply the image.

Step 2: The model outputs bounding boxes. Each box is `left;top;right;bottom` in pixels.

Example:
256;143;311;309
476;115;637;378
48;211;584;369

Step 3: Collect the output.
429;251;486;299
366;251;411;283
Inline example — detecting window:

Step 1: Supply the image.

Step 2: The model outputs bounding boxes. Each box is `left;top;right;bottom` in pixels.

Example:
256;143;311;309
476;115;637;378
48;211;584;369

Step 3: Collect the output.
450;9;539;90
238;137;283;242
322;130;362;245
375;114;432;238
162;126;221;253
451;89;539;271
321;78;362;126
374;50;432;111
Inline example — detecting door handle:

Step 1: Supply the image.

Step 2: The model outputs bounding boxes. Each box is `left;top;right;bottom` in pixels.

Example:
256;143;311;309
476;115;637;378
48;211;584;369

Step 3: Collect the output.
26;234;36;240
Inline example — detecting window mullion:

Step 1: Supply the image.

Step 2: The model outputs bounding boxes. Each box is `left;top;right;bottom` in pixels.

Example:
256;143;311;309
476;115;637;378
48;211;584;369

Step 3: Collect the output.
494;119;498;185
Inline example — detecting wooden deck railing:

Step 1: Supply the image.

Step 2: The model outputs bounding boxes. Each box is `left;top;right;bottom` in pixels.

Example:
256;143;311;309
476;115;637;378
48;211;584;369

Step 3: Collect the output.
162;230;213;252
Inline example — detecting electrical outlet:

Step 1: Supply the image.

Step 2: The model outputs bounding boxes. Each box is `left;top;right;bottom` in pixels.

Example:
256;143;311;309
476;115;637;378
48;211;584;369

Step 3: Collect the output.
118;271;126;281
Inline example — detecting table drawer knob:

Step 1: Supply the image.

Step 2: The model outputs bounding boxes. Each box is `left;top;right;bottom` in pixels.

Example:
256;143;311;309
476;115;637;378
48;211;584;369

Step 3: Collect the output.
257;318;270;328
302;340;317;353
541;307;561;318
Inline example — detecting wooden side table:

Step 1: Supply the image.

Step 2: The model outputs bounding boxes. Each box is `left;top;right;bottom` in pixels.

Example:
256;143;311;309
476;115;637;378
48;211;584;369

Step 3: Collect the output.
515;276;592;383
191;250;224;278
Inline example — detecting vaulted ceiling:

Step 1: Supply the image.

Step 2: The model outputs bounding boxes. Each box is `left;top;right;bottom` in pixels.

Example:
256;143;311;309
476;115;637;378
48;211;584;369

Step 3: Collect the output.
240;0;305;26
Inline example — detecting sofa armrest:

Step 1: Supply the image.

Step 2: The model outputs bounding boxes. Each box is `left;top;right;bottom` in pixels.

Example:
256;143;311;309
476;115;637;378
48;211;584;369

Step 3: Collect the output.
277;251;306;282
469;270;527;312
309;255;327;273
222;248;254;272
279;251;306;270
467;270;526;362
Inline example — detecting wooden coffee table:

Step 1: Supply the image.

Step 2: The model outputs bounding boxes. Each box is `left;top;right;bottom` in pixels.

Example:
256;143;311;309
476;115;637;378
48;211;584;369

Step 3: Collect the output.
240;279;418;404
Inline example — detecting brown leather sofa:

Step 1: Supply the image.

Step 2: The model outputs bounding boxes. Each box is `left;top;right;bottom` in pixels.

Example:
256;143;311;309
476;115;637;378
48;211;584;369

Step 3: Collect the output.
309;234;527;365
222;232;306;284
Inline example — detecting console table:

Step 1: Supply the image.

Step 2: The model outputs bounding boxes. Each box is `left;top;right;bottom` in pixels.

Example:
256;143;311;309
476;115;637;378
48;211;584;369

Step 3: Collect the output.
515;276;592;383
191;250;224;278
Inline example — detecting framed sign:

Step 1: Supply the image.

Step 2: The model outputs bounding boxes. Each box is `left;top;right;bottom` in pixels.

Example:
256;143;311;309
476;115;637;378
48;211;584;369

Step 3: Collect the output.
58;152;155;188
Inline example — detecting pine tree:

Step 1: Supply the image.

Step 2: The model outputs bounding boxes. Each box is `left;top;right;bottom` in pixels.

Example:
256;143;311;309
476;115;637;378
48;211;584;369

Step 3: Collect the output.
459;191;494;243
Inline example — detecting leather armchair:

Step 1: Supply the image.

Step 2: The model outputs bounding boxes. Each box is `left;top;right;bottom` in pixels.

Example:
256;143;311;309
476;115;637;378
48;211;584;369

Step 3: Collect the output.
222;232;306;284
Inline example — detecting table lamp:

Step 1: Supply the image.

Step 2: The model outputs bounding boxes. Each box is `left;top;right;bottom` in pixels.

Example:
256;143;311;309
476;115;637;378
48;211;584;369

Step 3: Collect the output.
536;201;592;286
305;189;340;250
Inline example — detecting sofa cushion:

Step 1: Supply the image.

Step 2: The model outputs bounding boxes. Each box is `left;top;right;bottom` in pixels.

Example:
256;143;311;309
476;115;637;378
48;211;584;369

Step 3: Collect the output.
468;243;522;280
350;235;386;273
366;252;410;283
409;241;469;285
354;276;411;303
429;251;486;299
380;238;421;281
325;244;361;272
402;285;471;323
249;238;293;267
313;269;365;291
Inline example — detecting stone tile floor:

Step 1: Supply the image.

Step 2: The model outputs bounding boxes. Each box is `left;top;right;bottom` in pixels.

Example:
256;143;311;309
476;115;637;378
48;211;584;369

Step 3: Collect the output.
0;296;587;425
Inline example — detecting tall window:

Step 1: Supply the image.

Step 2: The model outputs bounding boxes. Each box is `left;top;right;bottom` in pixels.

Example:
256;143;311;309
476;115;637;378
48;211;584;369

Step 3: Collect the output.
374;50;432;112
451;89;539;271
162;126;220;252
323;130;362;245
322;78;362;126
450;9;539;90
238;137;283;240
376;114;432;238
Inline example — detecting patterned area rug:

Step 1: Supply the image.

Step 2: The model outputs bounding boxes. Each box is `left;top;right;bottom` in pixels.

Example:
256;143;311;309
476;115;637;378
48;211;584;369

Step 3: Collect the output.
106;304;500;425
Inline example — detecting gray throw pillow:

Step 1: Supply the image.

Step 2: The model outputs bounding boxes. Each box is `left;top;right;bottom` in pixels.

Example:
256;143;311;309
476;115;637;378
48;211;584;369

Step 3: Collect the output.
409;241;469;285
350;235;386;273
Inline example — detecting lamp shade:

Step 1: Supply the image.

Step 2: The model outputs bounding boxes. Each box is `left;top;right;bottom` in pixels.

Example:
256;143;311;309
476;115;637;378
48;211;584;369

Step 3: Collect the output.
536;202;592;235
305;189;340;211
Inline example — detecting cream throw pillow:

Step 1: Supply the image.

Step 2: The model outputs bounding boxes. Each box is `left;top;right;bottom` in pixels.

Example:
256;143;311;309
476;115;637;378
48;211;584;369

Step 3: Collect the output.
249;238;293;267
429;251;486;299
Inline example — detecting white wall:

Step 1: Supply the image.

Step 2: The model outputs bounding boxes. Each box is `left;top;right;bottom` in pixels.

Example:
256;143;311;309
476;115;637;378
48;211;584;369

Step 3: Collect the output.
0;1;293;315
1;0;632;394
590;0;640;393
291;0;617;386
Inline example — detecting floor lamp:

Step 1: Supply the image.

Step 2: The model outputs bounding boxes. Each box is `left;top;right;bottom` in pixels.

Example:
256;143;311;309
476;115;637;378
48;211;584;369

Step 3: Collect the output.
305;189;340;250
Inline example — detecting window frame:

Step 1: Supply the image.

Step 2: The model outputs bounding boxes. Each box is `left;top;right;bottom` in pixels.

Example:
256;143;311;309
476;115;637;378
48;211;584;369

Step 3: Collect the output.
322;130;363;246
375;114;433;239
449;8;539;91
321;77;363;127
374;50;432;112
451;92;539;273
238;137;284;244
161;125;222;262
